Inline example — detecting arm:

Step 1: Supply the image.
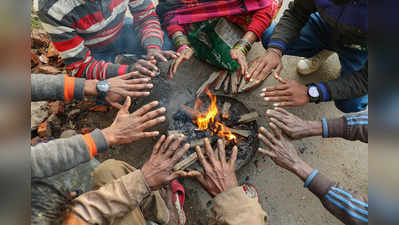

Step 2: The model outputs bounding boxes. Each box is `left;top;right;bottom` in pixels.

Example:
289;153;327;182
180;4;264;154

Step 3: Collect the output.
31;129;108;179
316;62;368;102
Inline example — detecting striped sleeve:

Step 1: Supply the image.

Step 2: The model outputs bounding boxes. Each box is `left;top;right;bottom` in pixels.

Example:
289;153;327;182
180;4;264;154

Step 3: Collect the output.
321;112;368;143
38;12;128;79
306;171;368;225
129;0;164;50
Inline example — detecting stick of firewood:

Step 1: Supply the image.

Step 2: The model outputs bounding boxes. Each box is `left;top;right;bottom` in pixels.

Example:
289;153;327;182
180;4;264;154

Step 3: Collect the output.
238;80;260;93
228;127;251;137
222;102;231;118
213;71;228;90
173;151;198;171
196;71;220;97
238;76;247;93
230;71;239;94
223;73;230;93
167;130;184;136
238;112;259;123
179;104;200;119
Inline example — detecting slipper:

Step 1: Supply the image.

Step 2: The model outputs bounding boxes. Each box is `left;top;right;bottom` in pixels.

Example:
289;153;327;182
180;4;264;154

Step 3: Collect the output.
242;183;260;201
170;180;186;225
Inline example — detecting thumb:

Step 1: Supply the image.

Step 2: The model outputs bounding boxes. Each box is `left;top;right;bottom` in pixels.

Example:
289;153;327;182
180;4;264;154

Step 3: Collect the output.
121;96;131;113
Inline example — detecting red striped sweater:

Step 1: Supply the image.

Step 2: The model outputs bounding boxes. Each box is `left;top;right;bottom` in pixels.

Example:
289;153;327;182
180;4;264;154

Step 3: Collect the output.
39;0;164;79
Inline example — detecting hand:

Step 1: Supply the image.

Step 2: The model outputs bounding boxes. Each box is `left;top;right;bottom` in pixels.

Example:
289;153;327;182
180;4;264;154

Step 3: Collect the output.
129;59;159;77
101;97;166;146
105;72;153;109
260;80;309;107
169;47;194;78
257;125;313;181
183;139;238;196
141;135;190;190
266;107;323;139
147;48;179;63
230;48;248;76
247;48;283;82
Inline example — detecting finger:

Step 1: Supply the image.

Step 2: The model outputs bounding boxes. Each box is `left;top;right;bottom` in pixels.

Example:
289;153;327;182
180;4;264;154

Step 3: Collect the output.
179;170;202;178
119;71;139;80
273;67;287;84
258;147;277;158
168;170;189;181
169;59;176;79
258;133;274;150
138;59;158;71
184;170;207;187
122;91;151;98
154;52;168;62
140;116;166;130
108;101;123;109
203;138;218;166
269;122;282;140
140;107;166;123
160;135;175;153
247;59;260;80
270;118;290;132
171;143;190;164
273;101;297;107
251;61;266;82
126;83;154;91
153;135;166;154
263;96;292;102
258;126;277;145
229;146;238;168
137;131;160;139
163;51;178;59
195;146;211;171
165;136;185;158
274;107;291;116
132;101;159;117
172;57;184;75
217;139;226;165
266;109;285;121
119;96;131;113
261;90;292;97
261;85;289;93
126;77;151;84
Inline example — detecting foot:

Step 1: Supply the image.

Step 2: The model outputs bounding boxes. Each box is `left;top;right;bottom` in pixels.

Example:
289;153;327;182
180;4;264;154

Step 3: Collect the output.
297;50;334;75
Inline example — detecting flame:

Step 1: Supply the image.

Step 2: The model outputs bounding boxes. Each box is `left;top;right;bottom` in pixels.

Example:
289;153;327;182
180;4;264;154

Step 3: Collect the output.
194;89;237;143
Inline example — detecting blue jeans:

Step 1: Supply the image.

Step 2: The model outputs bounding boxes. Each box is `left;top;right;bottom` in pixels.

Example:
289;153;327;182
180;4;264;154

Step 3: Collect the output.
91;17;175;63
261;13;368;113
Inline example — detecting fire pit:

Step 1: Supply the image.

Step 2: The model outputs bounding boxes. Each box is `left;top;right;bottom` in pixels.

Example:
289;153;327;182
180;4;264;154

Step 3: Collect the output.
169;89;259;171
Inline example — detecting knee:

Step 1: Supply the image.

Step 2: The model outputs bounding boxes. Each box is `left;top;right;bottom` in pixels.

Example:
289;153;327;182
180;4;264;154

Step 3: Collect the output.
93;159;136;188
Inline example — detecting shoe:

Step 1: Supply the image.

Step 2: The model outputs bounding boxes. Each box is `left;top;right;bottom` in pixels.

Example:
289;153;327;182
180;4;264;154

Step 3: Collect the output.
297;50;334;75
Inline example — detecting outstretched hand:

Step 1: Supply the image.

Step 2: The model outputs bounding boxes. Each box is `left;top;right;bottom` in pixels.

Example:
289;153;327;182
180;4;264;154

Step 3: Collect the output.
182;139;238;196
101;97;166;146
141;135;190;190
260;80;309;107
147;48;179;63
168;47;194;79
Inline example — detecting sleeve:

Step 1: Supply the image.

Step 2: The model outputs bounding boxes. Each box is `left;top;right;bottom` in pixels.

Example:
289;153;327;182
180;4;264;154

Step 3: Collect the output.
38;13;129;80
268;0;316;52
248;0;280;40
316;61;368;102
71;170;151;225
31;74;85;102
212;186;268;225
31;129;108;179
305;170;368;225
321;112;368;143
129;0;164;50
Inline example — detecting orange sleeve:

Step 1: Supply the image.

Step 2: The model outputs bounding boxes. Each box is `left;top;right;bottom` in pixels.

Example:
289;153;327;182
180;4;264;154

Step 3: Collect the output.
82;134;98;158
64;75;76;101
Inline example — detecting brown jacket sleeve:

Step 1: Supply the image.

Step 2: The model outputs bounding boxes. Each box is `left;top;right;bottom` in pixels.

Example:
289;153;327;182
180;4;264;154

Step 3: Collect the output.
213;186;268;225
70;170;151;225
322;112;368;143
306;171;368;225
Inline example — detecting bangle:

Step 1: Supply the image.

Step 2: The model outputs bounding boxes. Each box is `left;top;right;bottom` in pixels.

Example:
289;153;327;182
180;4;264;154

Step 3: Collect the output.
177;44;189;53
304;169;319;188
233;44;249;55
238;39;252;49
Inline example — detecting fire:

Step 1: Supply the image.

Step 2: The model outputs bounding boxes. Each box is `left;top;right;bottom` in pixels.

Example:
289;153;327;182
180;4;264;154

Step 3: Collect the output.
194;89;237;143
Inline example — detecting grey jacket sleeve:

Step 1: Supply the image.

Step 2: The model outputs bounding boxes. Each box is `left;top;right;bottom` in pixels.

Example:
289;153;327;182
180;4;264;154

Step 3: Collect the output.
31;129;108;179
31;74;85;102
321;112;368;143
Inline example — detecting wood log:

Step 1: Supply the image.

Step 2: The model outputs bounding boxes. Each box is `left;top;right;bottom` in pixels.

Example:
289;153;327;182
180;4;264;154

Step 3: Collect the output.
179;104;199;119
196;71;220;97
238;80;260;93
222;102;231;119
167;130;184;136
228;127;251;137
238;76;247;93
189;138;207;148
173;152;198;171
230;71;239;94
213;71;228;90
238;112;259;123
223;74;230;93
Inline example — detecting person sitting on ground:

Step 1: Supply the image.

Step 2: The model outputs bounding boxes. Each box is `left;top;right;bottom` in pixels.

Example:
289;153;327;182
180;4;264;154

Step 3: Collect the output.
156;0;282;78
63;137;268;225
257;108;368;225
249;0;368;113
38;0;179;80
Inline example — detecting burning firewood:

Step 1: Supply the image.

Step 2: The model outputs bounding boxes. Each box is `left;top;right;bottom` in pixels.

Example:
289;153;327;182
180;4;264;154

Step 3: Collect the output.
222;102;231;119
213;71;228;90
230;71;240;94
179;104;200;119
196;71;220;97
238;112;259;123
227;127;251;138
223;74;230;93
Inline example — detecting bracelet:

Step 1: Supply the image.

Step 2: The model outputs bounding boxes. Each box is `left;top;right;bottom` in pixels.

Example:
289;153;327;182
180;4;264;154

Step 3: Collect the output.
237;39;252;49
174;35;190;48
177;44;189;53
233;44;249;55
267;47;283;57
304;169;319;188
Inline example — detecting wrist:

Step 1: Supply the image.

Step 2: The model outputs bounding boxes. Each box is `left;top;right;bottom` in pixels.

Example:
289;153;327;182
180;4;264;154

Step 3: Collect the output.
84;80;98;96
307;120;323;136
267;47;283;58
292;160;314;182
101;127;117;146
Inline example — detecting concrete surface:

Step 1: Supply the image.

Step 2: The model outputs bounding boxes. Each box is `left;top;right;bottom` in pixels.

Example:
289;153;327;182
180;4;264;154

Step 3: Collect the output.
92;1;368;224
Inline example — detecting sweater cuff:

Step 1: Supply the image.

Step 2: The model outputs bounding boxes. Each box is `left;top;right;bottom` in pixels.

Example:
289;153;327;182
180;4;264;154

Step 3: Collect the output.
268;39;287;52
307;172;335;199
74;77;85;100
326;117;346;139
316;82;330;101
143;37;163;51
82;129;109;157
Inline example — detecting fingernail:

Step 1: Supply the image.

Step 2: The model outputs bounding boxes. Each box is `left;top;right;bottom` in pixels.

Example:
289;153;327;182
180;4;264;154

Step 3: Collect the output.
161;116;166;120
273;103;279;106
153;101;159;105
259;127;265;131
184;143;190;148
148;84;153;88
160;107;166;112
266;109;271;114
250;78;254;82
262;88;267;92
264;97;270;101
145;92;150;95
260;93;265;97
154;131;160;135
205;138;209;142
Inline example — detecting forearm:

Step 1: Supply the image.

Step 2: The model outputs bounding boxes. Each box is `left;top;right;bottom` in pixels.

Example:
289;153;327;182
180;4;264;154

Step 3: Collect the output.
71;170;151;225
248;4;277;41
31;129;108;178
213;186;268;225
